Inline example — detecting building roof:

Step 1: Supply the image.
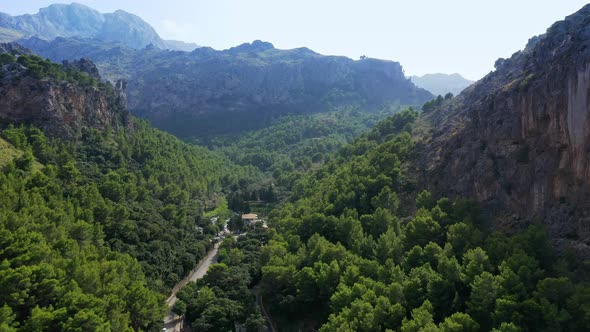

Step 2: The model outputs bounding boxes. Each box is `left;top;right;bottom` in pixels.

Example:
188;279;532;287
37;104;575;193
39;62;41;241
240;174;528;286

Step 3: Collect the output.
241;213;258;219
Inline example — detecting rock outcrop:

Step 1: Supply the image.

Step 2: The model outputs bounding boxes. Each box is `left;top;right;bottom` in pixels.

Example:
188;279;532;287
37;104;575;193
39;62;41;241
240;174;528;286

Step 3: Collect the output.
62;58;101;80
419;4;590;256
0;42;30;55
0;44;129;138
0;3;166;49
21;38;433;138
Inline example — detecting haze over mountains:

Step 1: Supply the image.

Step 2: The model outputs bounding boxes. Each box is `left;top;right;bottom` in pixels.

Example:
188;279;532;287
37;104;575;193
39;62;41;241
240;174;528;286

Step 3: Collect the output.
410;73;474;96
0;3;438;139
0;3;198;50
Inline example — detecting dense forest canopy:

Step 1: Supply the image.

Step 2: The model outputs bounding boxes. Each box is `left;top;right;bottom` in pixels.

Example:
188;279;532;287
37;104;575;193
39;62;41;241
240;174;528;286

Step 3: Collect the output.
0;51;265;330
255;110;590;331
2;56;589;331
3;3;590;330
173;227;269;331
204;107;407;210
0;119;268;330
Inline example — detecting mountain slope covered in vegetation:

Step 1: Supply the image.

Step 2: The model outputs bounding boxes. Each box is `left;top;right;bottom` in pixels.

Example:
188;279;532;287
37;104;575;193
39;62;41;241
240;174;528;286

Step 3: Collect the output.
256;110;590;331
0;45;261;331
21;37;432;139
3;3;590;332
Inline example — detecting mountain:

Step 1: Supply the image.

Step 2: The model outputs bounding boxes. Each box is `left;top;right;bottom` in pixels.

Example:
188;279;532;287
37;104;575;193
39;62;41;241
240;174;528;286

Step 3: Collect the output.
0;48;129;138
253;110;590;331
3;3;590;331
0;27;23;42
247;6;590;331
163;39;200;52
0;44;167;330
418;4;590;257
0;3;170;49
0;44;266;330
20;37;433;139
410;73;474;96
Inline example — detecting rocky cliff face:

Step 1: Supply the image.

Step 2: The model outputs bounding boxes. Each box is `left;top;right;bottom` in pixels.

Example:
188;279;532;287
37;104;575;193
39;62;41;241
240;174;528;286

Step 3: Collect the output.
0;45;129;138
62;57;101;80
21;38;432;138
419;5;590;256
0;3;166;49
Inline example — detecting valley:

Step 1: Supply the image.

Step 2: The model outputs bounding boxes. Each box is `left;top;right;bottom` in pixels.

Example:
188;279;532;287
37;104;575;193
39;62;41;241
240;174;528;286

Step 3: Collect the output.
1;2;590;332
164;241;221;332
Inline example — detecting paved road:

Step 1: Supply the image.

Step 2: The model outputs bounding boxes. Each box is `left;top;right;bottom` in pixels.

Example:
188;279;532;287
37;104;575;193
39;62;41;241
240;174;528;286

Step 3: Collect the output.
163;241;221;332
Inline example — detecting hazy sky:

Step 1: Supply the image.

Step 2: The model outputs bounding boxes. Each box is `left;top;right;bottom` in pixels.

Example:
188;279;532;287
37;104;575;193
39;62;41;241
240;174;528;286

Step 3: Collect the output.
2;0;589;80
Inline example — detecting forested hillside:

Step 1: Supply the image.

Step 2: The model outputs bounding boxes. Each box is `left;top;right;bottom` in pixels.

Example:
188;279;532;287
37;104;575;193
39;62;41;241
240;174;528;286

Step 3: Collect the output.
3;3;590;332
0;48;260;331
257;110;590;331
206;107;406;209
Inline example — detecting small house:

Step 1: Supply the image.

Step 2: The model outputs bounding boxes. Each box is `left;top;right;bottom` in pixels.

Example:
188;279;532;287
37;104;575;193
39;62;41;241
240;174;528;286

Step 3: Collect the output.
241;213;258;225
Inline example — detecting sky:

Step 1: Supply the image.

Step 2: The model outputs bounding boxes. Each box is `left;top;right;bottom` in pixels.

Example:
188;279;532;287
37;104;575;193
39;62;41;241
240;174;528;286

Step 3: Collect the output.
1;0;589;80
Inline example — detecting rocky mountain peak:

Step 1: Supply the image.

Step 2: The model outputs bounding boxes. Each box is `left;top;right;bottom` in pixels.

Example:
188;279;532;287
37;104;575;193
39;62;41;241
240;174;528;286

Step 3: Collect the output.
227;40;275;54
0;3;166;49
22;36;432;138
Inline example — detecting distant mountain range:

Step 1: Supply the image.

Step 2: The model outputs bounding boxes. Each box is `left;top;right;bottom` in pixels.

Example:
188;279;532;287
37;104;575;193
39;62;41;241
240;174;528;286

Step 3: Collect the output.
22;37;433;138
0;3;199;51
1;3;432;139
410;73;474;96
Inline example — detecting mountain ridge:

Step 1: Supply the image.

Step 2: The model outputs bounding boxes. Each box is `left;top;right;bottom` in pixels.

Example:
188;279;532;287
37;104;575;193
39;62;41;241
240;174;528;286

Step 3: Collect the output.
21;37;433;139
0;2;197;51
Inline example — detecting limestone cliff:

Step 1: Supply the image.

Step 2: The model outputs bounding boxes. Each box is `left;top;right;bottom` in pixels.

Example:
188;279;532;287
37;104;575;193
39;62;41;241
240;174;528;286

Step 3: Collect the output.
419;5;590;256
0;44;129;138
21;38;432;138
0;3;166;49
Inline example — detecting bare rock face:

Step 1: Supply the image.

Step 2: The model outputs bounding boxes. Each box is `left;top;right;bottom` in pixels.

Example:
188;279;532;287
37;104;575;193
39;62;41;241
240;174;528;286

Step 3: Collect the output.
0;42;30;55
21;38;433;138
419;4;590;256
62;58;101;81
0;50;129;139
0;3;166;49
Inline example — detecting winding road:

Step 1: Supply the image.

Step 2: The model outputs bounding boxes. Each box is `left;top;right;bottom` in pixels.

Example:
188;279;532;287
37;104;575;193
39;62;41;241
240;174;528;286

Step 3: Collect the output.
163;241;221;332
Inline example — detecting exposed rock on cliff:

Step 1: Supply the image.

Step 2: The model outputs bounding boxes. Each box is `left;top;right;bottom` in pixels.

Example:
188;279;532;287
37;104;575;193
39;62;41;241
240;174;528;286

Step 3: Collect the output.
0;42;30;55
0;44;129;138
419;4;590;256
21;38;433;138
0;3;167;49
62;57;101;80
